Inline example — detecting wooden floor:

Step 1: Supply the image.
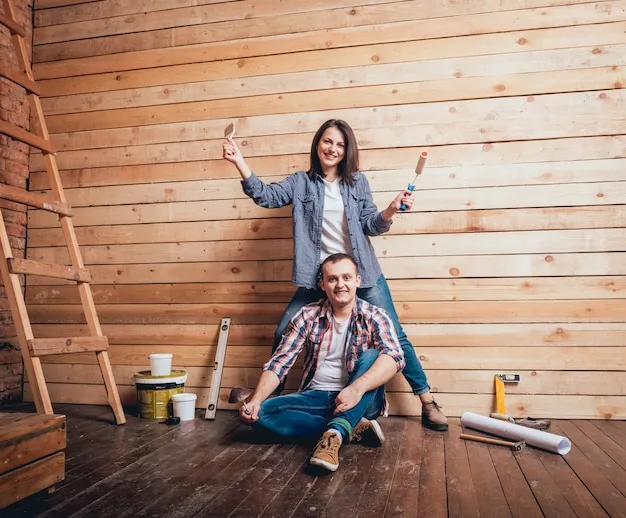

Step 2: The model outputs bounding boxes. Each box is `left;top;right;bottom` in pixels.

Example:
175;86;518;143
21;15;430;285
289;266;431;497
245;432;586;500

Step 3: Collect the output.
2;404;625;517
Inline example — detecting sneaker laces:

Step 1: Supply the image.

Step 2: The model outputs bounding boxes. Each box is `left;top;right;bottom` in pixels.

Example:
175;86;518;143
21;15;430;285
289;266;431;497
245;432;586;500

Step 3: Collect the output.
316;433;340;455
352;423;367;442
423;400;444;412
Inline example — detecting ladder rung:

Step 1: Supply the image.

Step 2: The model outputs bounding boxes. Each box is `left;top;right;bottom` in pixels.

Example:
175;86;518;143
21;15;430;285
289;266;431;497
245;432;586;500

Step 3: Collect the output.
8;258;91;282
0;64;40;95
0;184;72;216
0;121;56;154
27;336;109;357
0;12;26;38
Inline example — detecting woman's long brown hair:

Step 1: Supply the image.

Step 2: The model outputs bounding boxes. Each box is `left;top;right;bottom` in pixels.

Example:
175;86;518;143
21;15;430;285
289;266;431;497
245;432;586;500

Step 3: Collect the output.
307;119;359;185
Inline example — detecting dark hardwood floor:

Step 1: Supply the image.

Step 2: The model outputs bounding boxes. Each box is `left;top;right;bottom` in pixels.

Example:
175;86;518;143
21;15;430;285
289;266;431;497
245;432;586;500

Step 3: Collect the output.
2;404;625;517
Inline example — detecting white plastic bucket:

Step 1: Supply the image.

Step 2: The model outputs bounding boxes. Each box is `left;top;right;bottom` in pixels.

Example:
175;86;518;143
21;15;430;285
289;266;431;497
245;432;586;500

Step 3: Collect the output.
172;393;197;421
149;353;173;376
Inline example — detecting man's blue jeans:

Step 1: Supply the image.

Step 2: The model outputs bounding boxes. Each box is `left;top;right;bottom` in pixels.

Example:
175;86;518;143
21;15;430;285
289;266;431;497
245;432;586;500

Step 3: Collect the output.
273;274;430;395
254;350;385;440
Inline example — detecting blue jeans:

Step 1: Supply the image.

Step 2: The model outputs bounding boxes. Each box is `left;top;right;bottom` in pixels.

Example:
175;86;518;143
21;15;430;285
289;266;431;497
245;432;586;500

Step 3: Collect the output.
273;274;430;395
254;350;385;440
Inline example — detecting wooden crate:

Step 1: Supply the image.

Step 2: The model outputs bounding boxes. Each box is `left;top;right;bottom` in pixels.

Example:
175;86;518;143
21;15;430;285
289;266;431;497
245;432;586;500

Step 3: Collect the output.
0;413;66;509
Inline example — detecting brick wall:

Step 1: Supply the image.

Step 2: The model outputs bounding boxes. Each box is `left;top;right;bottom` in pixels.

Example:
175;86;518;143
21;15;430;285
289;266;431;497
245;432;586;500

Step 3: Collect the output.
0;0;32;406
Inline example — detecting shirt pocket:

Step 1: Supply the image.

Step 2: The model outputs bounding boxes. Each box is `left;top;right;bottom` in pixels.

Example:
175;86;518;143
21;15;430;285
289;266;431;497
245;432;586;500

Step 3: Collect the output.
349;190;365;215
297;192;316;215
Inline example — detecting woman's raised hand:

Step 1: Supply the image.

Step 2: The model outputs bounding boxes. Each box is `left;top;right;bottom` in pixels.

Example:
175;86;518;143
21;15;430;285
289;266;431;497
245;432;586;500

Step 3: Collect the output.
382;190;416;220
223;137;253;179
223;137;243;165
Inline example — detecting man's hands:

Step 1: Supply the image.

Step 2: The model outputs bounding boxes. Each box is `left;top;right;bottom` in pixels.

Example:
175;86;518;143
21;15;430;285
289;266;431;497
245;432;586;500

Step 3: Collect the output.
239;398;261;422
334;385;365;414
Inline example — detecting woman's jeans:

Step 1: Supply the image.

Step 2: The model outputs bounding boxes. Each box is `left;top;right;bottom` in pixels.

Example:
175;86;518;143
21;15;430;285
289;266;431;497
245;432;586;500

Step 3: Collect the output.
273;274;430;396
254;350;385;440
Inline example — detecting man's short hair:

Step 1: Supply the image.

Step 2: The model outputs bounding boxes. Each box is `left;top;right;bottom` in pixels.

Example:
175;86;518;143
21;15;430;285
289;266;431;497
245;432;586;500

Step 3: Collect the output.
319;253;359;279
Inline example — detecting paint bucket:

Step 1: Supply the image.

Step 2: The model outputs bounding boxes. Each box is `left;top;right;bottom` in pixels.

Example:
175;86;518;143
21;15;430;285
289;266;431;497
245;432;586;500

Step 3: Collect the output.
149;353;173;376
172;393;197;421
134;370;187;420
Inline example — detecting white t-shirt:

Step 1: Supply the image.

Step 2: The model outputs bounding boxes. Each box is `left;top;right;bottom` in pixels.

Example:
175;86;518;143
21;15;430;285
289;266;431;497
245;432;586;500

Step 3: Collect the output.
320;177;351;261
309;315;351;391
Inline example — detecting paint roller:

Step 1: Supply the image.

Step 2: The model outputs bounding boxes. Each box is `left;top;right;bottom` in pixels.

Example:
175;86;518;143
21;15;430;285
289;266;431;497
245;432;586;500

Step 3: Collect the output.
400;151;428;211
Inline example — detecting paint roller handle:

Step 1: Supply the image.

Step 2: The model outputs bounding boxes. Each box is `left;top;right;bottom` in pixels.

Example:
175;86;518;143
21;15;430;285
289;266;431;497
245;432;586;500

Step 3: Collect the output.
399;184;415;211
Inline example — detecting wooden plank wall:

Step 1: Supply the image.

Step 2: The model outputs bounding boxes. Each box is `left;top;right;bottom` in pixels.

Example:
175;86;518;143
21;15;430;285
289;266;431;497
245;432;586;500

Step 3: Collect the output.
23;0;626;418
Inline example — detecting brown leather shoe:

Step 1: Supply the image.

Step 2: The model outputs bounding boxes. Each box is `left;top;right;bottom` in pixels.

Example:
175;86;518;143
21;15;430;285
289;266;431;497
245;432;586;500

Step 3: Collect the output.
422;400;448;431
228;386;253;404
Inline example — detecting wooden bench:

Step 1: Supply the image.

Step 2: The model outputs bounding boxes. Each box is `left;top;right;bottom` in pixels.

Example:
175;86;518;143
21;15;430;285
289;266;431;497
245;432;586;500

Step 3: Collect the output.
0;413;66;509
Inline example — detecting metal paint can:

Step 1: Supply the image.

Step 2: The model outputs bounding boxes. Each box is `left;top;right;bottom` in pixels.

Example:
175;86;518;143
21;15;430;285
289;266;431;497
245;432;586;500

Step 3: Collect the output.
134;370;187;420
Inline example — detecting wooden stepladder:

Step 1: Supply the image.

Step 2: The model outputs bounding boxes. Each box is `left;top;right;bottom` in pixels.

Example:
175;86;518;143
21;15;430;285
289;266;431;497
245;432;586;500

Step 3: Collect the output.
0;0;125;424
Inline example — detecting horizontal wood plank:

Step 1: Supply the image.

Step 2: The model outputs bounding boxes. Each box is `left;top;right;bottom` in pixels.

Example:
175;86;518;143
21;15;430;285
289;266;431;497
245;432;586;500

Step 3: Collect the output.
28;336;109;356
27;182;626;228
0;452;65;509
32;0;400;44
23;276;626;304
0;184;71;216
0;415;66;475
9;258;91;282
29;322;626;348
25;228;626;265
33;90;626;164
32;363;626;396
22;253;626;286
23;206;626;249
24;299;626;324
0;64;41;95
0;121;56;154
22;383;626;418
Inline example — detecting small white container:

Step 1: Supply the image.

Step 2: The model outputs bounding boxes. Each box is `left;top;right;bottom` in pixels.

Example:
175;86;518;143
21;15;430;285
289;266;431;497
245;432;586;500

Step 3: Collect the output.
149;353;173;376
172;393;197;421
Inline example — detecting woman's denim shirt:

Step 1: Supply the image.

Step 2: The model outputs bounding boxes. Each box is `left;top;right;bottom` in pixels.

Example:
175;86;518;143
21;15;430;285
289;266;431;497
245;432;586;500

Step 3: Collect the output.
241;171;392;289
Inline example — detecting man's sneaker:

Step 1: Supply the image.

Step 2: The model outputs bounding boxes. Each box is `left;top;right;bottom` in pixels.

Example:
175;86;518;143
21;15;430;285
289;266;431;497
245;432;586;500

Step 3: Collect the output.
422;400;448;431
310;430;342;472
351;418;385;446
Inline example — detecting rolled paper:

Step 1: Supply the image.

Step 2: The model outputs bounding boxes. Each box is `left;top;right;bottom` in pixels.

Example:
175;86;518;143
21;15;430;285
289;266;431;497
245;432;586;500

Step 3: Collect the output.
461;412;571;455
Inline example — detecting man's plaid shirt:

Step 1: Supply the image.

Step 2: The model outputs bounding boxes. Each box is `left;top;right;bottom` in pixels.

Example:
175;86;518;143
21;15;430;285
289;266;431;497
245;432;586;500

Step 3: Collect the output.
263;297;405;391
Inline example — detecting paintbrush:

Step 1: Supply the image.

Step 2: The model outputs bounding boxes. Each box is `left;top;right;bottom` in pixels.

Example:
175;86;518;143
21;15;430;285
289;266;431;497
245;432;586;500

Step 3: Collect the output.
224;122;236;139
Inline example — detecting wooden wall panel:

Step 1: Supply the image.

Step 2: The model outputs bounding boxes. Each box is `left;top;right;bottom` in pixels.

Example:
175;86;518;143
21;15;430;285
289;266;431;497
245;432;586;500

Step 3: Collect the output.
23;0;626;418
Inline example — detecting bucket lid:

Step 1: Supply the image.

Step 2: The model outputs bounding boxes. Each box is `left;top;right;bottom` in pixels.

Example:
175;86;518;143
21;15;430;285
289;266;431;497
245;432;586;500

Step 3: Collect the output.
172;393;197;402
134;370;187;385
149;353;173;359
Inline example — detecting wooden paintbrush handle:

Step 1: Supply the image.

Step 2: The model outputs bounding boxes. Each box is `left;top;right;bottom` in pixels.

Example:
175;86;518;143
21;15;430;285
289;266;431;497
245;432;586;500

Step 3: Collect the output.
460;433;517;447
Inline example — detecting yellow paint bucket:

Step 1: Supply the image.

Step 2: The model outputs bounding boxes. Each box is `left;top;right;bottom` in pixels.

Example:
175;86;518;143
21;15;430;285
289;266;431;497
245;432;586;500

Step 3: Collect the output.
134;370;187;420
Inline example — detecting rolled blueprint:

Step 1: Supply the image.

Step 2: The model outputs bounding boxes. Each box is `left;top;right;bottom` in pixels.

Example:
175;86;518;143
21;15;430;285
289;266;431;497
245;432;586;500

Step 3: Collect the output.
461;412;571;455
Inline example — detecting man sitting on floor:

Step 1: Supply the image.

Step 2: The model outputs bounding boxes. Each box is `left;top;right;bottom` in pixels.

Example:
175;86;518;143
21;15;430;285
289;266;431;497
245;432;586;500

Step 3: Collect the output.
238;253;405;472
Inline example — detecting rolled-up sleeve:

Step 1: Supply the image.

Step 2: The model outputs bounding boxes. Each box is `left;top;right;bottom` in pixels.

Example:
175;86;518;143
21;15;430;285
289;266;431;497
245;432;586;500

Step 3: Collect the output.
242;172;297;209
263;309;308;381
370;308;405;371
357;174;392;236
